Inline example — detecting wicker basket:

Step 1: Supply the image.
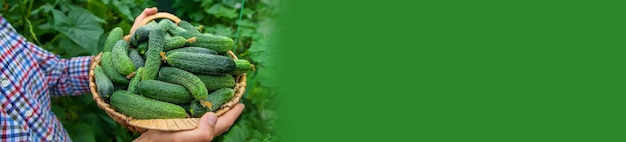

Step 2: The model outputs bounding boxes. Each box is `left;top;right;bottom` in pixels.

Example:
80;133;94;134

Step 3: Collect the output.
88;12;247;133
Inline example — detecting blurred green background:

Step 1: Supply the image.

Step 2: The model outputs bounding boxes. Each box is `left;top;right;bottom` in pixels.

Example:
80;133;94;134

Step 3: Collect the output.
0;0;280;141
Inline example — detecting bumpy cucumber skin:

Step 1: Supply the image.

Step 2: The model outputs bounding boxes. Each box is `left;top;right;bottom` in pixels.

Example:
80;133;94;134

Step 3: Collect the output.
178;21;200;34
127;67;144;94
101;52;129;85
158;19;172;31
161;20;196;39
189;100;208;118
195;74;235;91
131;22;158;46
128;48;145;69
95;65;114;98
166;47;218;56
206;88;235;110
166;52;236;75
142;28;165;80
189;88;235;117
110;90;187;119
138;80;194;104
231;59;253;75
164;36;187;51
158;67;208;101
104;27;123;52
111;40;136;75
137;42;148;55
186;34;234;54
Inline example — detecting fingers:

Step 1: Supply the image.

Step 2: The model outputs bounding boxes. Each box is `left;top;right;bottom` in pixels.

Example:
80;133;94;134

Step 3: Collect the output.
197;112;218;133
214;103;245;136
173;112;218;141
130;7;158;34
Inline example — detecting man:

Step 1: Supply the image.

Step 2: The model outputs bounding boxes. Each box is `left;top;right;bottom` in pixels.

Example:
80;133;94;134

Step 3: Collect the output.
0;7;244;142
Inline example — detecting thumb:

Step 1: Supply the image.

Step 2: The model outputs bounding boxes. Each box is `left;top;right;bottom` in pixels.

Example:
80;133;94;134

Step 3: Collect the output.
197;112;218;133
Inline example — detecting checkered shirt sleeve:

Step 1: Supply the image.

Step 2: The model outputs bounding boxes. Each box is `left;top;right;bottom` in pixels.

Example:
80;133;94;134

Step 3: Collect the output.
0;15;93;142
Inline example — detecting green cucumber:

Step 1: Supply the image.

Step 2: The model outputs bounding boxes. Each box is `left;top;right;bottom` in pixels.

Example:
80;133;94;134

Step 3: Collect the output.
94;65;114;98
161;20;196;39
104;27;123;52
101;52;129;85
158;67;208;101
111;40;136;75
195;74;235;91
164;36;187;51
110;90;187;119
127;67;144;94
158;19;172;31
128;48;145;69
130;21;158;46
186;34;234;54
137;42;148;55
166;47;218;56
138;80;194;104
178;21;200;34
189;88;235;117
231;59;253;75
142;28;165;80
165;52;236;75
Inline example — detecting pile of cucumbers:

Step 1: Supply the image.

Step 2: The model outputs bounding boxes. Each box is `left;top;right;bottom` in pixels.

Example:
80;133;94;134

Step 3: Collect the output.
94;19;253;119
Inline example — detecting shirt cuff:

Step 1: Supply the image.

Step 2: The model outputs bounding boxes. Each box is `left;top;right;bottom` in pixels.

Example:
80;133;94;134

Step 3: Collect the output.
66;56;92;95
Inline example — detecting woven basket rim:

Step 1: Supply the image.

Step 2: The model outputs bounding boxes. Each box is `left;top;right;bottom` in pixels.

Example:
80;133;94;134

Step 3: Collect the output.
89;12;247;132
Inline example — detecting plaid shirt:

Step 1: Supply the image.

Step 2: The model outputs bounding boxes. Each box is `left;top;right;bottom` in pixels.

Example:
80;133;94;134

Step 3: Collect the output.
0;16;92;141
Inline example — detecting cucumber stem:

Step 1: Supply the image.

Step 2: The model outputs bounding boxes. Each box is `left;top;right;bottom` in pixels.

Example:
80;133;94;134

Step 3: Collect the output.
200;100;214;111
126;71;136;79
187;37;197;43
160;52;167;62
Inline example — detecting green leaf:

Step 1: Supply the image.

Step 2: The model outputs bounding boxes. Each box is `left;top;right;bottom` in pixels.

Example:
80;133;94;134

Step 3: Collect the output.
205;4;238;19
243;8;255;18
257;19;276;38
206;24;234;37
222;124;250;142
52;9;103;53
117;20;132;34
96;33;107;53
190;11;206;22
31;3;54;15
248;138;264;142
261;109;276;121
51;105;66;120
59;38;89;57
111;0;134;21
201;0;214;7
248;38;270;64
69;123;97;142
237;19;257;28
221;0;240;8
257;65;279;88
87;0;109;24
73;7;107;24
115;126;135;142
240;27;255;38
37;23;53;31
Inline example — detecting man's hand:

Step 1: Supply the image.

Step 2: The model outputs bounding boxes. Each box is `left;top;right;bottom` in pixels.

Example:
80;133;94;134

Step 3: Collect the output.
133;103;245;142
130;7;159;34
